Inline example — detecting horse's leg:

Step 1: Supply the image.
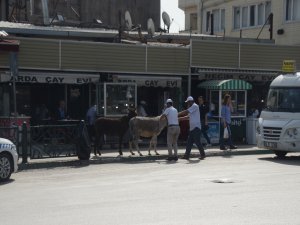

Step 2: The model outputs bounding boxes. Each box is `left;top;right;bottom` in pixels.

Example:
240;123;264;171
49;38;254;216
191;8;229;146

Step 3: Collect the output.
118;136;123;156
153;135;159;155
94;132;101;156
128;141;135;155
148;137;153;156
135;138;143;156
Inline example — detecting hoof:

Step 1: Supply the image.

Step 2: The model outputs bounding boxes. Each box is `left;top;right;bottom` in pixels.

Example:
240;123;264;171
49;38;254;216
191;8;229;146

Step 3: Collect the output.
148;153;152;156
139;153;143;156
131;152;135;156
155;152;160;155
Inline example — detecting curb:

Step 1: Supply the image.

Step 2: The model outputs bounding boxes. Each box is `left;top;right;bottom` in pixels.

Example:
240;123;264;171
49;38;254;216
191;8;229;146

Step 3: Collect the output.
17;148;273;171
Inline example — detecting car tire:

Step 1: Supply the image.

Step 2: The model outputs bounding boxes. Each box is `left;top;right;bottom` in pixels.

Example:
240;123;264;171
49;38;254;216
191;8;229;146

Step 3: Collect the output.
0;153;13;182
274;150;287;158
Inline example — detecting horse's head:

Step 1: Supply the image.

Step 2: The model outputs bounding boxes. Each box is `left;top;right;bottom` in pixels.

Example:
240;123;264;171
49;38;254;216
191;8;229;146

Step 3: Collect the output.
128;108;137;119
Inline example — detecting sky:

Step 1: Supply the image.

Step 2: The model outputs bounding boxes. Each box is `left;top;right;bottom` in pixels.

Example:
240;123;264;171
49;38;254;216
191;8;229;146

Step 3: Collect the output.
161;0;185;33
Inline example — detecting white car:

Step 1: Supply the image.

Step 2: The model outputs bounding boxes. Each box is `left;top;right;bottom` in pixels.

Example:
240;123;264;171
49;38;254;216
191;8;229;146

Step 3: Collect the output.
0;138;18;181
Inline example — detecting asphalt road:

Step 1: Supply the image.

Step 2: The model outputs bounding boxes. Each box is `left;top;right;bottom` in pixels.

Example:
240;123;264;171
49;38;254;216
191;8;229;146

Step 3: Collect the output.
1;153;300;225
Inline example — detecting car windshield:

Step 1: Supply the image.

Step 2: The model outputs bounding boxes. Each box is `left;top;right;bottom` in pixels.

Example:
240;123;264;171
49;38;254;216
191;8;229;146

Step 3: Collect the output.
266;87;300;112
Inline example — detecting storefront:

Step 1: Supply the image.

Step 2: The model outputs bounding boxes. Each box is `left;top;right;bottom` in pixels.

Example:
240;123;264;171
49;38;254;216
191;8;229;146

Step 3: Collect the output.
0;71;100;124
96;75;185;117
198;79;252;143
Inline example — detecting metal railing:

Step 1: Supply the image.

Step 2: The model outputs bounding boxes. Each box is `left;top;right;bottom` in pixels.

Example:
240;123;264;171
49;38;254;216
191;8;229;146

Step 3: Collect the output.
0;120;91;163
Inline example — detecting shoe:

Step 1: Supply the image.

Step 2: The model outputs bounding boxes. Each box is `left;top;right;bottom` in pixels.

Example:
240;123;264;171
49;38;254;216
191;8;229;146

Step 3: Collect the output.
199;155;206;160
173;156;178;161
230;145;237;150
220;146;227;150
181;155;189;160
167;157;173;161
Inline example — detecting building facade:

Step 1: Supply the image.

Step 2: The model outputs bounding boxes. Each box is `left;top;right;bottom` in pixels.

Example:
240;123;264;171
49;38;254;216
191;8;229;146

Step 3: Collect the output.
0;0;160;32
179;0;300;45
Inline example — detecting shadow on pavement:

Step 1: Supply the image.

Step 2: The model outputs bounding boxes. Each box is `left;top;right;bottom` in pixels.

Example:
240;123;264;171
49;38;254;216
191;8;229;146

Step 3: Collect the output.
258;155;300;166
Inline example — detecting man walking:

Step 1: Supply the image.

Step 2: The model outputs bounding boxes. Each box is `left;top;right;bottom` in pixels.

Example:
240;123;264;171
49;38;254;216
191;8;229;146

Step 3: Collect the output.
198;96;211;147
178;96;206;160
161;99;180;161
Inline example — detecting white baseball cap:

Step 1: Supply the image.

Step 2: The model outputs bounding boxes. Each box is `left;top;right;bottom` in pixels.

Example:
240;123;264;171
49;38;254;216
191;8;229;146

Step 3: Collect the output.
185;96;194;102
166;99;173;104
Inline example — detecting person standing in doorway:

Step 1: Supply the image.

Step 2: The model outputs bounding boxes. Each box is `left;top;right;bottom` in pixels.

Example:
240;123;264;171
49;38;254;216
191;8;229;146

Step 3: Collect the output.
86;104;97;140
137;100;148;117
178;96;206;160
56;100;67;120
198;96;211;147
161;99;180;161
220;94;237;150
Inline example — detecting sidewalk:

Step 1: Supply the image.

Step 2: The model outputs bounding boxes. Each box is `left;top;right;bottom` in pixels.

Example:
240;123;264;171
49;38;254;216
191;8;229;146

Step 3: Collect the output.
17;145;273;171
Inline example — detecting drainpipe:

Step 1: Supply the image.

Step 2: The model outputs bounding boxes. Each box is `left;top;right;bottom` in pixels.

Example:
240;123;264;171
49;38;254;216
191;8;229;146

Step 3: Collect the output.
199;0;204;34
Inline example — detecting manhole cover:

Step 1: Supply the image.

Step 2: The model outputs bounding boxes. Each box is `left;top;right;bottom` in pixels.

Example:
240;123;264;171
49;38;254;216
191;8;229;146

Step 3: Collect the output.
211;178;235;183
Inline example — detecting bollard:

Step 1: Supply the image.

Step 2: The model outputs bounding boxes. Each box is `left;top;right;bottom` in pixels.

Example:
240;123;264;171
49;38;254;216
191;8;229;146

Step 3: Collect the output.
21;121;28;164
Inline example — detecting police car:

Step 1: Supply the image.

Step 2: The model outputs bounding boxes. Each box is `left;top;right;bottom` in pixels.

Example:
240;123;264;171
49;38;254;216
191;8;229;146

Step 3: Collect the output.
0;138;18;181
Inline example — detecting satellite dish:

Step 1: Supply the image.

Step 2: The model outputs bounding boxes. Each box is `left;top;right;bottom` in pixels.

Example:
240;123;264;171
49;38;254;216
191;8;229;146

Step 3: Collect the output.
162;11;171;32
147;18;155;37
125;10;133;30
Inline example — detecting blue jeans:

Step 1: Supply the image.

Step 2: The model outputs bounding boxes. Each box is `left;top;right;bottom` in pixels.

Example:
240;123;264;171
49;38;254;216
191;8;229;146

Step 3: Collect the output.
219;122;233;148
184;127;205;157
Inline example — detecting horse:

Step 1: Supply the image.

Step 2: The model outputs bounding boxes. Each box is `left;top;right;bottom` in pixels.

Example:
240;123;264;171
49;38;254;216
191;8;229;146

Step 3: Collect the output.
94;109;137;156
128;115;168;156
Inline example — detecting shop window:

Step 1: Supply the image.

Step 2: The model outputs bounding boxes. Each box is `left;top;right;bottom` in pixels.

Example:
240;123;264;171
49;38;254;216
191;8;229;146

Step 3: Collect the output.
209;90;247;117
222;91;246;117
103;83;137;117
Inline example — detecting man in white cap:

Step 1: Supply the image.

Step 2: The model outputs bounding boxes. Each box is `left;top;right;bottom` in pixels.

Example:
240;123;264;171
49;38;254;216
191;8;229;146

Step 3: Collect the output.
178;96;206;160
161;99;180;161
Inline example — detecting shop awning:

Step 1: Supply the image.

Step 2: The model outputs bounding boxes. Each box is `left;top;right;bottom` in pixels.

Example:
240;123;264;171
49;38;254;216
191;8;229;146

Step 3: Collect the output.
0;71;100;84
113;75;181;88
197;79;252;90
0;39;20;52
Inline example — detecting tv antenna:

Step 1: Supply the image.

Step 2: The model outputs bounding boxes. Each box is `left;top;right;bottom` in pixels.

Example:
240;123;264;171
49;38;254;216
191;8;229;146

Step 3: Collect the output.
162;11;172;33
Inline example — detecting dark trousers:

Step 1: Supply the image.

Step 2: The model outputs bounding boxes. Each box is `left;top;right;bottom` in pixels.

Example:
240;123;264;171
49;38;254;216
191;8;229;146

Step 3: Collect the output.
219;122;233;147
184;127;205;157
201;120;211;144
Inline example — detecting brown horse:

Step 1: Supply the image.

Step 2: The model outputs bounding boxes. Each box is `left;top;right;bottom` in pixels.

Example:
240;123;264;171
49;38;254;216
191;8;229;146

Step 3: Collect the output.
94;110;137;156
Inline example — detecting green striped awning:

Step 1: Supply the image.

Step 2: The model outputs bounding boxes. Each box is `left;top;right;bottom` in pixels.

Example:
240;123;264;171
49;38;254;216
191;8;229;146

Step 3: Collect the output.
197;79;252;90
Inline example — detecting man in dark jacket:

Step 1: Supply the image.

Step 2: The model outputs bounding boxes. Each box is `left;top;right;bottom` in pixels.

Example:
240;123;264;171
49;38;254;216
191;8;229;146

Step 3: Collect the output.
198;96;211;147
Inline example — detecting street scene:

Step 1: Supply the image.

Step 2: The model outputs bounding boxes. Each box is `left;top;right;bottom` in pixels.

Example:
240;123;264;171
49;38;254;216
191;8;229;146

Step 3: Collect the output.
1;0;300;224
1;149;300;225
